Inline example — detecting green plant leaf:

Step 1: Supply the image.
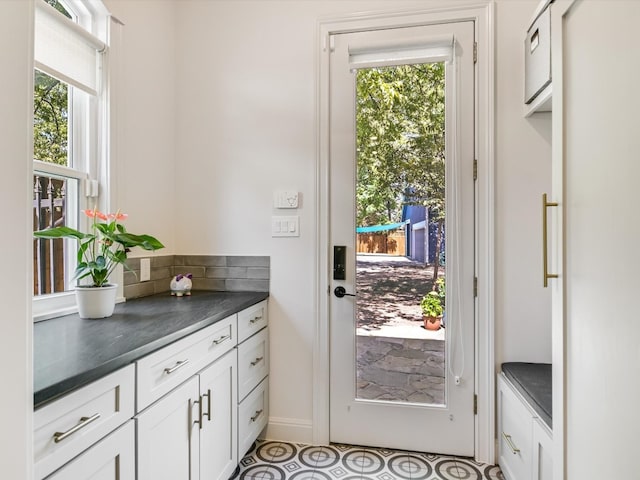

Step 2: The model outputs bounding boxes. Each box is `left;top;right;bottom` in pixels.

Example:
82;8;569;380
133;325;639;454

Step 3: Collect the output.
34;226;87;240
112;232;164;250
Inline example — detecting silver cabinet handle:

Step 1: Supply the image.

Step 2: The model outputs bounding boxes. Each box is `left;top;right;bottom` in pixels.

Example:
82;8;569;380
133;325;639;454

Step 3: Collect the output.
249;315;262;324
53;413;101;443
250;409;264;422
250;356;264;367
164;359;189;374
202;389;211;422
213;334;230;345
502;432;521;454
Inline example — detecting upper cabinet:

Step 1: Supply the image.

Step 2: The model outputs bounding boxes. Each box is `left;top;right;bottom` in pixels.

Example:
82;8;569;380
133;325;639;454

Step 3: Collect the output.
524;0;553;116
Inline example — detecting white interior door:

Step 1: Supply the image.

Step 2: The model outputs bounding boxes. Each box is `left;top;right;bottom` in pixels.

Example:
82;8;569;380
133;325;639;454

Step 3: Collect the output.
329;21;476;455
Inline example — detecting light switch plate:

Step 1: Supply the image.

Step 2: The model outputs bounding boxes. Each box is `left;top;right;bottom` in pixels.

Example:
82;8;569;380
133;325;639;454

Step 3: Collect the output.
274;190;299;209
272;216;299;237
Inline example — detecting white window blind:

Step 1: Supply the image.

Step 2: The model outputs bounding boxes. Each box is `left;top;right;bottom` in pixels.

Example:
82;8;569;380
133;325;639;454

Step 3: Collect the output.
34;0;105;95
348;34;454;69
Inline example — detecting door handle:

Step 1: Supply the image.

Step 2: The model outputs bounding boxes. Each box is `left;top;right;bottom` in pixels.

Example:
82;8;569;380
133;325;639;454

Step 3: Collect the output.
542;193;559;287
334;286;356;298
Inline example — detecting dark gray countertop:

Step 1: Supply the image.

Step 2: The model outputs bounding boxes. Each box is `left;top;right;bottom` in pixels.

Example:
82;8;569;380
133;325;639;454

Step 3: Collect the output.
502;362;552;429
34;290;269;408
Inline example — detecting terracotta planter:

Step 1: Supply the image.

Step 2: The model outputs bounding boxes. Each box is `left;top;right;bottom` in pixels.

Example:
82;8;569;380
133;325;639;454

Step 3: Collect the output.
423;315;442;331
75;284;118;319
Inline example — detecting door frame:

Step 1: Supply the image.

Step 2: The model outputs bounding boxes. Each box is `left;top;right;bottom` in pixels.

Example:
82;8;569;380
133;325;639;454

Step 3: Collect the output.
314;2;495;464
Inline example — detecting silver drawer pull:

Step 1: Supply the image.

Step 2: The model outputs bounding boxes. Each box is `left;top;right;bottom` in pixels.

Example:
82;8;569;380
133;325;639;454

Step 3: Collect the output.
250;356;264;367
250;409;264;422
164;359;189;374
502;432;521;454
53;413;101;443
249;315;262;324
212;334;230;345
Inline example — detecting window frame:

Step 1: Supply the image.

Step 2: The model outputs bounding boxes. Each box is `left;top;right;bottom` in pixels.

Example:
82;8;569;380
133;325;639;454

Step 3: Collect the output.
32;0;110;322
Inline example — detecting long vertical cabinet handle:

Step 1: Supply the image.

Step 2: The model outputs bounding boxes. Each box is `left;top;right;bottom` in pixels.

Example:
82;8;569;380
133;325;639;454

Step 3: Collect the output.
542;193;559;287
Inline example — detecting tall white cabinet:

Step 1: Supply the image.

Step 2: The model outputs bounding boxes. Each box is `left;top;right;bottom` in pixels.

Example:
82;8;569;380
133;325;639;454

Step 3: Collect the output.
551;1;640;478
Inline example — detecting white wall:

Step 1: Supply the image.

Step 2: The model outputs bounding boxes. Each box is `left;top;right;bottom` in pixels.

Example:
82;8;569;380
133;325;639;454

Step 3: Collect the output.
495;0;552;367
104;0;178;256
0;1;555;468
174;0;470;442
0;1;33;477
173;0;553;442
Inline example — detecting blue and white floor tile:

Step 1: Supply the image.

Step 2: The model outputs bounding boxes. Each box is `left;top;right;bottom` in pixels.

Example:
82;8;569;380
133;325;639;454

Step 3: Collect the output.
233;441;504;480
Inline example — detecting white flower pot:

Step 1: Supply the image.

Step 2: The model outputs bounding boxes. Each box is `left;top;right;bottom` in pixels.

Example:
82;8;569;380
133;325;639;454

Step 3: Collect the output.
75;284;118;319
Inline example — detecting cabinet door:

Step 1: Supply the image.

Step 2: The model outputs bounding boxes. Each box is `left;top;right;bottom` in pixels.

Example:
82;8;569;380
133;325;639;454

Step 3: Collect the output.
46;421;134;480
137;377;200;480
532;419;553;480
199;350;238;480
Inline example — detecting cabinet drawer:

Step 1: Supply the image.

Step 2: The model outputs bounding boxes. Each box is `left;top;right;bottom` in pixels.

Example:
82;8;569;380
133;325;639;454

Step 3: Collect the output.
137;315;236;411
498;375;533;480
46;421;135;480
34;364;135;480
238;300;268;343
238;377;269;457
238;327;269;401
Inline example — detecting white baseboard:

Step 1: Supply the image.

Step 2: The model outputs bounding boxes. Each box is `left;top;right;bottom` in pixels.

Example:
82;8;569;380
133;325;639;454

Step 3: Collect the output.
264;416;314;445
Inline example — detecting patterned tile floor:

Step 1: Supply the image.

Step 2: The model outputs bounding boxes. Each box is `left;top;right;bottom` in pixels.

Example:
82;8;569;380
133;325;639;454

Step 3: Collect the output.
233;440;504;480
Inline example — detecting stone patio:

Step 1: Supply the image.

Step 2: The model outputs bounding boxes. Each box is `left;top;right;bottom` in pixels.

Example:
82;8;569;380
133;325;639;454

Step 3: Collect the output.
355;254;446;404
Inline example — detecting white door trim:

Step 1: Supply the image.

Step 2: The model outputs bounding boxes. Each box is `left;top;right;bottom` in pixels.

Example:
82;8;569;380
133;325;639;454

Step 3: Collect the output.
314;2;495;464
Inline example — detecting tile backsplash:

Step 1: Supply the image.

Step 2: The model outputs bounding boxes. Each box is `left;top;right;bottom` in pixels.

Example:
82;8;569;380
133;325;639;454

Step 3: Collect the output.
124;255;270;299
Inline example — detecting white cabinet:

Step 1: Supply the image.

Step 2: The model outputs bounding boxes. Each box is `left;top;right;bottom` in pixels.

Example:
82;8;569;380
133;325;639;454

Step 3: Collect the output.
137;301;268;480
137;376;199;480
34;365;135;480
532;418;553;480
524;0;553;116
136;349;237;480
498;374;552;480
45;421;135;480
34;299;268;480
550;1;640;477
236;299;269;457
199;350;238;480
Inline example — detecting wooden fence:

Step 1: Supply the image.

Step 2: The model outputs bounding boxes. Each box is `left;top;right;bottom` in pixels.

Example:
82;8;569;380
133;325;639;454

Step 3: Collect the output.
33;175;67;295
356;231;406;256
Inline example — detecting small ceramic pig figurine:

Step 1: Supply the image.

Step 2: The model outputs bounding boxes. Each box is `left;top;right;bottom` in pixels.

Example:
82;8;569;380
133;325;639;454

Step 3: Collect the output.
170;273;193;297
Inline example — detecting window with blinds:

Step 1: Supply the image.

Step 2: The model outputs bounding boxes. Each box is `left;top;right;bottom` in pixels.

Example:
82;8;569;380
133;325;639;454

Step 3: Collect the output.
33;0;109;319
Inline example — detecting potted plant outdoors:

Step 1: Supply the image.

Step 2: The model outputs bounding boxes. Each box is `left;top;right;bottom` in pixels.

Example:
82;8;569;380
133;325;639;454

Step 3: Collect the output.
421;291;444;331
34;208;164;319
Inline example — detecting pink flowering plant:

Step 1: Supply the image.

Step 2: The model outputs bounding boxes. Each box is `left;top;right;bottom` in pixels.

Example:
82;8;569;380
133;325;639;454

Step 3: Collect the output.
34;208;164;287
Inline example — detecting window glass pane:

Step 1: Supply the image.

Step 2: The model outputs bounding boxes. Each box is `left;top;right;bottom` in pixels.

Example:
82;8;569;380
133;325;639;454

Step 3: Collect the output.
34;70;69;166
33;174;78;295
44;0;73;20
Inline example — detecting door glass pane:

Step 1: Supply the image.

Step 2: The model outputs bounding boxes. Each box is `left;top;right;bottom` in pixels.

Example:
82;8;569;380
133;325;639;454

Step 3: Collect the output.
355;63;446;405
